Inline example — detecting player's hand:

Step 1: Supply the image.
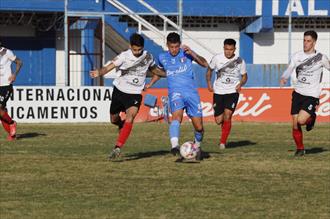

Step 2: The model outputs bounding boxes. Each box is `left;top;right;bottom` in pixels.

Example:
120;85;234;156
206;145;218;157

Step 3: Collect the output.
279;78;287;87
182;44;193;56
90;69;100;78
144;83;152;91
207;84;214;92
8;74;16;83
236;83;242;92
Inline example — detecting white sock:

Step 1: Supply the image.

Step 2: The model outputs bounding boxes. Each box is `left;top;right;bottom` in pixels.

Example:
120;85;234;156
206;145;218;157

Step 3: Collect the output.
170;137;179;148
194;139;201;148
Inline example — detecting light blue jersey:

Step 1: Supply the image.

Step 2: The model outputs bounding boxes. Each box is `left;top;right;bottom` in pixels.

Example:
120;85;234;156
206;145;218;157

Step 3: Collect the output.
158;49;202;117
158;49;197;93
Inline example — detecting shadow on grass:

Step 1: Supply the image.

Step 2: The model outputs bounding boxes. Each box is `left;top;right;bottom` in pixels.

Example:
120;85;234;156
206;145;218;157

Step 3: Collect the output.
175;150;213;163
114;150;214;163
123;150;169;161
305;147;328;154
226;140;257;148
16;133;46;139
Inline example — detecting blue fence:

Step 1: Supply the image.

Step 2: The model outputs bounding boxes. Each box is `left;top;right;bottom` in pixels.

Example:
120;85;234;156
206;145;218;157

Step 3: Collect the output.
2;36;56;86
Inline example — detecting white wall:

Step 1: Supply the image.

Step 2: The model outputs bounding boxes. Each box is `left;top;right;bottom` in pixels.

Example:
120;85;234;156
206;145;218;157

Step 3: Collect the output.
254;29;330;64
254;29;330;87
142;24;240;62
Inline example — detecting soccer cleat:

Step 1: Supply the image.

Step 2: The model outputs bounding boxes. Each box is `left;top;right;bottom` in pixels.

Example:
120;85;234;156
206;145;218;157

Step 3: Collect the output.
170;146;180;156
306;114;316;132
108;147;121;160
219;143;226;150
9;121;17;137
195;148;203;161
7;135;16;141
294;149;305;156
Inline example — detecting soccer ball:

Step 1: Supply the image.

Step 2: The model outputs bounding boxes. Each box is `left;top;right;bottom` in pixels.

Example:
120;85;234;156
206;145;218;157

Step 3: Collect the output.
180;141;199;160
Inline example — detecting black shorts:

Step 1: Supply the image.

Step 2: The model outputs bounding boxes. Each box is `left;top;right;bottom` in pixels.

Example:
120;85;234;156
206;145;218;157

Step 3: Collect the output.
0;85;13;108
291;91;319;115
110;86;142;114
213;92;239;117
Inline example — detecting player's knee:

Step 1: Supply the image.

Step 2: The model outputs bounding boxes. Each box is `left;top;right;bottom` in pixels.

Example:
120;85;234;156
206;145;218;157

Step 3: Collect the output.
297;117;307;125
215;117;223;125
195;127;204;134
110;115;120;124
224;113;233;121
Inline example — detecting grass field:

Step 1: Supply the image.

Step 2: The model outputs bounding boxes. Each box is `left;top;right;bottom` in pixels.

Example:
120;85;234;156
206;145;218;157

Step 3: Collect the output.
0;122;329;219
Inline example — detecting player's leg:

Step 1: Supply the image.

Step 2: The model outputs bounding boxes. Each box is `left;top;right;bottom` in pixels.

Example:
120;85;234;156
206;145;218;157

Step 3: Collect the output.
0;85;16;140
169;109;184;155
213;93;225;125
299;95;319;131
219;93;239;149
109;88;141;159
114;106;139;148
109;87;125;131
290;91;305;156
110;113;124;131
191;116;204;161
185;92;204;160
292;114;305;156
168;92;185;155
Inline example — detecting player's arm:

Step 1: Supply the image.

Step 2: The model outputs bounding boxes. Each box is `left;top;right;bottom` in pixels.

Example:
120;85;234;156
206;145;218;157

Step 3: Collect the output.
236;73;247;92
149;65;166;77
236;60;248;92
13;57;23;75
322;54;330;71
182;45;208;68
90;62;116;78
145;74;161;90
205;67;214;92
145;65;164;89
8;53;23;83
280;57;295;87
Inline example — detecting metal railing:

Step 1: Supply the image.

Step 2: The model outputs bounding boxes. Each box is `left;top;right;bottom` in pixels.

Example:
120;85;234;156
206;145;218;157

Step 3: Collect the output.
107;0;164;40
137;0;216;54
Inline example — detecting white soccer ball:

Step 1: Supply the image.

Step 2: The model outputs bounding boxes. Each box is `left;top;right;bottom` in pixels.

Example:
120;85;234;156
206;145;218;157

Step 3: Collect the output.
180;141;199;160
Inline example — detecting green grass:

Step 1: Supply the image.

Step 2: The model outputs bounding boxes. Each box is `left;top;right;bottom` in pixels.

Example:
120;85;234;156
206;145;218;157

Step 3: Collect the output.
0;122;330;219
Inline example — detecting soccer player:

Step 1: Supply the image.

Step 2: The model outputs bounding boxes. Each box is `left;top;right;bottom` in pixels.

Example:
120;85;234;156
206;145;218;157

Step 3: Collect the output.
90;33;163;159
280;30;330;156
0;43;23;141
206;39;248;149
157;32;208;160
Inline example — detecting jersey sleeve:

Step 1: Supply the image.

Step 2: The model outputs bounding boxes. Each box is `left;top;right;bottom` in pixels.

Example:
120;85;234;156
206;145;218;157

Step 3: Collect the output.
208;55;217;70
7;49;17;62
185;53;194;62
149;54;156;69
240;59;247;75
112;53;125;67
281;55;296;79
322;54;330;71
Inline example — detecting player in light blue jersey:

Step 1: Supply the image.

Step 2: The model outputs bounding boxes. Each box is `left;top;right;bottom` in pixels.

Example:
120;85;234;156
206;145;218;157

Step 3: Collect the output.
157;32;208;160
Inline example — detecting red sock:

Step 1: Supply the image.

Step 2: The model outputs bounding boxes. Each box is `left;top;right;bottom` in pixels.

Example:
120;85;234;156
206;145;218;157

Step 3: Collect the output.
116;122;133;147
220;120;232;145
1;120;10;133
292;128;304;150
1;112;13;124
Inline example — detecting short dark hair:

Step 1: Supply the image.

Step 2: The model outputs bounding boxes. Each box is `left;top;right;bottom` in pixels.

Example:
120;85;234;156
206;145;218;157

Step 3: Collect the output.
167;32;181;44
130;33;144;47
304;30;318;41
224;38;236;46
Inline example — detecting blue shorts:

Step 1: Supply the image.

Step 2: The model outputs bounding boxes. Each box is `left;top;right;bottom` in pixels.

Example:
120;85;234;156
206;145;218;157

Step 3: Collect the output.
169;90;202;118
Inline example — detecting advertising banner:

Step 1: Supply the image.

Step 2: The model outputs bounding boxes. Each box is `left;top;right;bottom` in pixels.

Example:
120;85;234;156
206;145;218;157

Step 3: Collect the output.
7;87;330;123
